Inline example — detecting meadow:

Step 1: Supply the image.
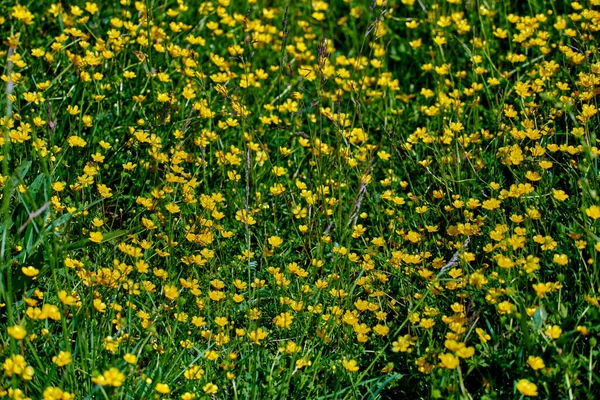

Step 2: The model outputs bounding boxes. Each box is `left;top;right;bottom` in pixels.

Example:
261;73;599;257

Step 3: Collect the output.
1;0;600;398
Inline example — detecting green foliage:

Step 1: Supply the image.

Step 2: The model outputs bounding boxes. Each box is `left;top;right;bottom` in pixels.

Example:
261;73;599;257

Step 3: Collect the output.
1;0;600;398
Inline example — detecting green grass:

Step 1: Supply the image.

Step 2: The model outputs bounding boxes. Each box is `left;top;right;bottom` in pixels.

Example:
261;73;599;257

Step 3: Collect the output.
1;0;600;398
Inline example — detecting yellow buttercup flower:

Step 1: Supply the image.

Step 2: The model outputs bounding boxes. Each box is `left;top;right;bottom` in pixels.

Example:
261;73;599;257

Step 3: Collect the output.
7;325;27;340
516;379;538;396
585;205;600;220
342;359;359;372
89;232;103;243
438;353;459;369
527;356;545;370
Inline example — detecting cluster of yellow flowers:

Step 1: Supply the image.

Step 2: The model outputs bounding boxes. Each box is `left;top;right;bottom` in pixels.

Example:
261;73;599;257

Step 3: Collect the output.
1;0;600;398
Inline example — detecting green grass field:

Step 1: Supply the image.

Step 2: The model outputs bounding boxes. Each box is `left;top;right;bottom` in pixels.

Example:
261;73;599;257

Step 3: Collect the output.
1;0;600;398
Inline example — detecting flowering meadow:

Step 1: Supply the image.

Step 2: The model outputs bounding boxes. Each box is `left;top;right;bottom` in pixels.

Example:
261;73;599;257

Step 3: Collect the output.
1;0;600;398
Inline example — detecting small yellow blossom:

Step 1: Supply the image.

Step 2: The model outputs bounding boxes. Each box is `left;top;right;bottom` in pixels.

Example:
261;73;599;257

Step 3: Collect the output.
438;353;459;369
527;356;545;370
89;232;103;243
516;379;538;396
545;325;562;339
7;325;27;340
342;359;359;372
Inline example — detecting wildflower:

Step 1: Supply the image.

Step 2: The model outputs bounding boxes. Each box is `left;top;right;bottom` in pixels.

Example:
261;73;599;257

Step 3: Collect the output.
123;354;137;364
482;198;501;210
66;105;80;115
273;312;294;329
248;328;268;344
52;351;72;367
438;353;459;369
92;367;125;387
577;326;589;335
456;346;475;359
235;209;256;225
527;356;545;370
585;205;600;220
12;5;35;25
268;236;283;247
52;182;67;192
3;354;28;376
22;266;39;277
295;356;312;369
67;136;87;147
516;379;538;396
203;383;218;394
392;334;416;352
164;285;179;300
43;387;75;400
553;254;569;266
93;299;107;313
58;291;78;306
7;325;27;340
89;232;103;243
578;104;597;123
155;383;170;394
352;224;366;238
545;325;562;339
552;190;569;201
184;365;204;380
497;301;513;315
342;359;359;372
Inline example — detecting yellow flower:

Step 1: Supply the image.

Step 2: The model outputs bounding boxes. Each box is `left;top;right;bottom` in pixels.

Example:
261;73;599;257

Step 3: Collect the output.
553;254;569;266
184;365;205;380
52;351;72;367
155;383;170;394
122;162;137;171
295;356;312;369
392;334;416;352
163;285;179;300
342;359;360;372
21;266;39;277
438;353;459;369
585;205;600;220
123;354;137;364
456;346;475;359
93;298;107;313
66;105;80;115
482;198;501;210
352;224;366;238
235;209;257;225
545;325;562;339
58;290;78;306
67;136;87;147
516;379;538;396
52;181;66;192
268;235;283;248
273;312;294;329
203;383;218;394
527;356;545;370
3;354;29;376
92;367;125;387
552;189;569;201
248;328;268;344
43;387;75;400
157;92;171;102
89;232;103;243
12;5;35;25
7;325;27;340
165;202;180;214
